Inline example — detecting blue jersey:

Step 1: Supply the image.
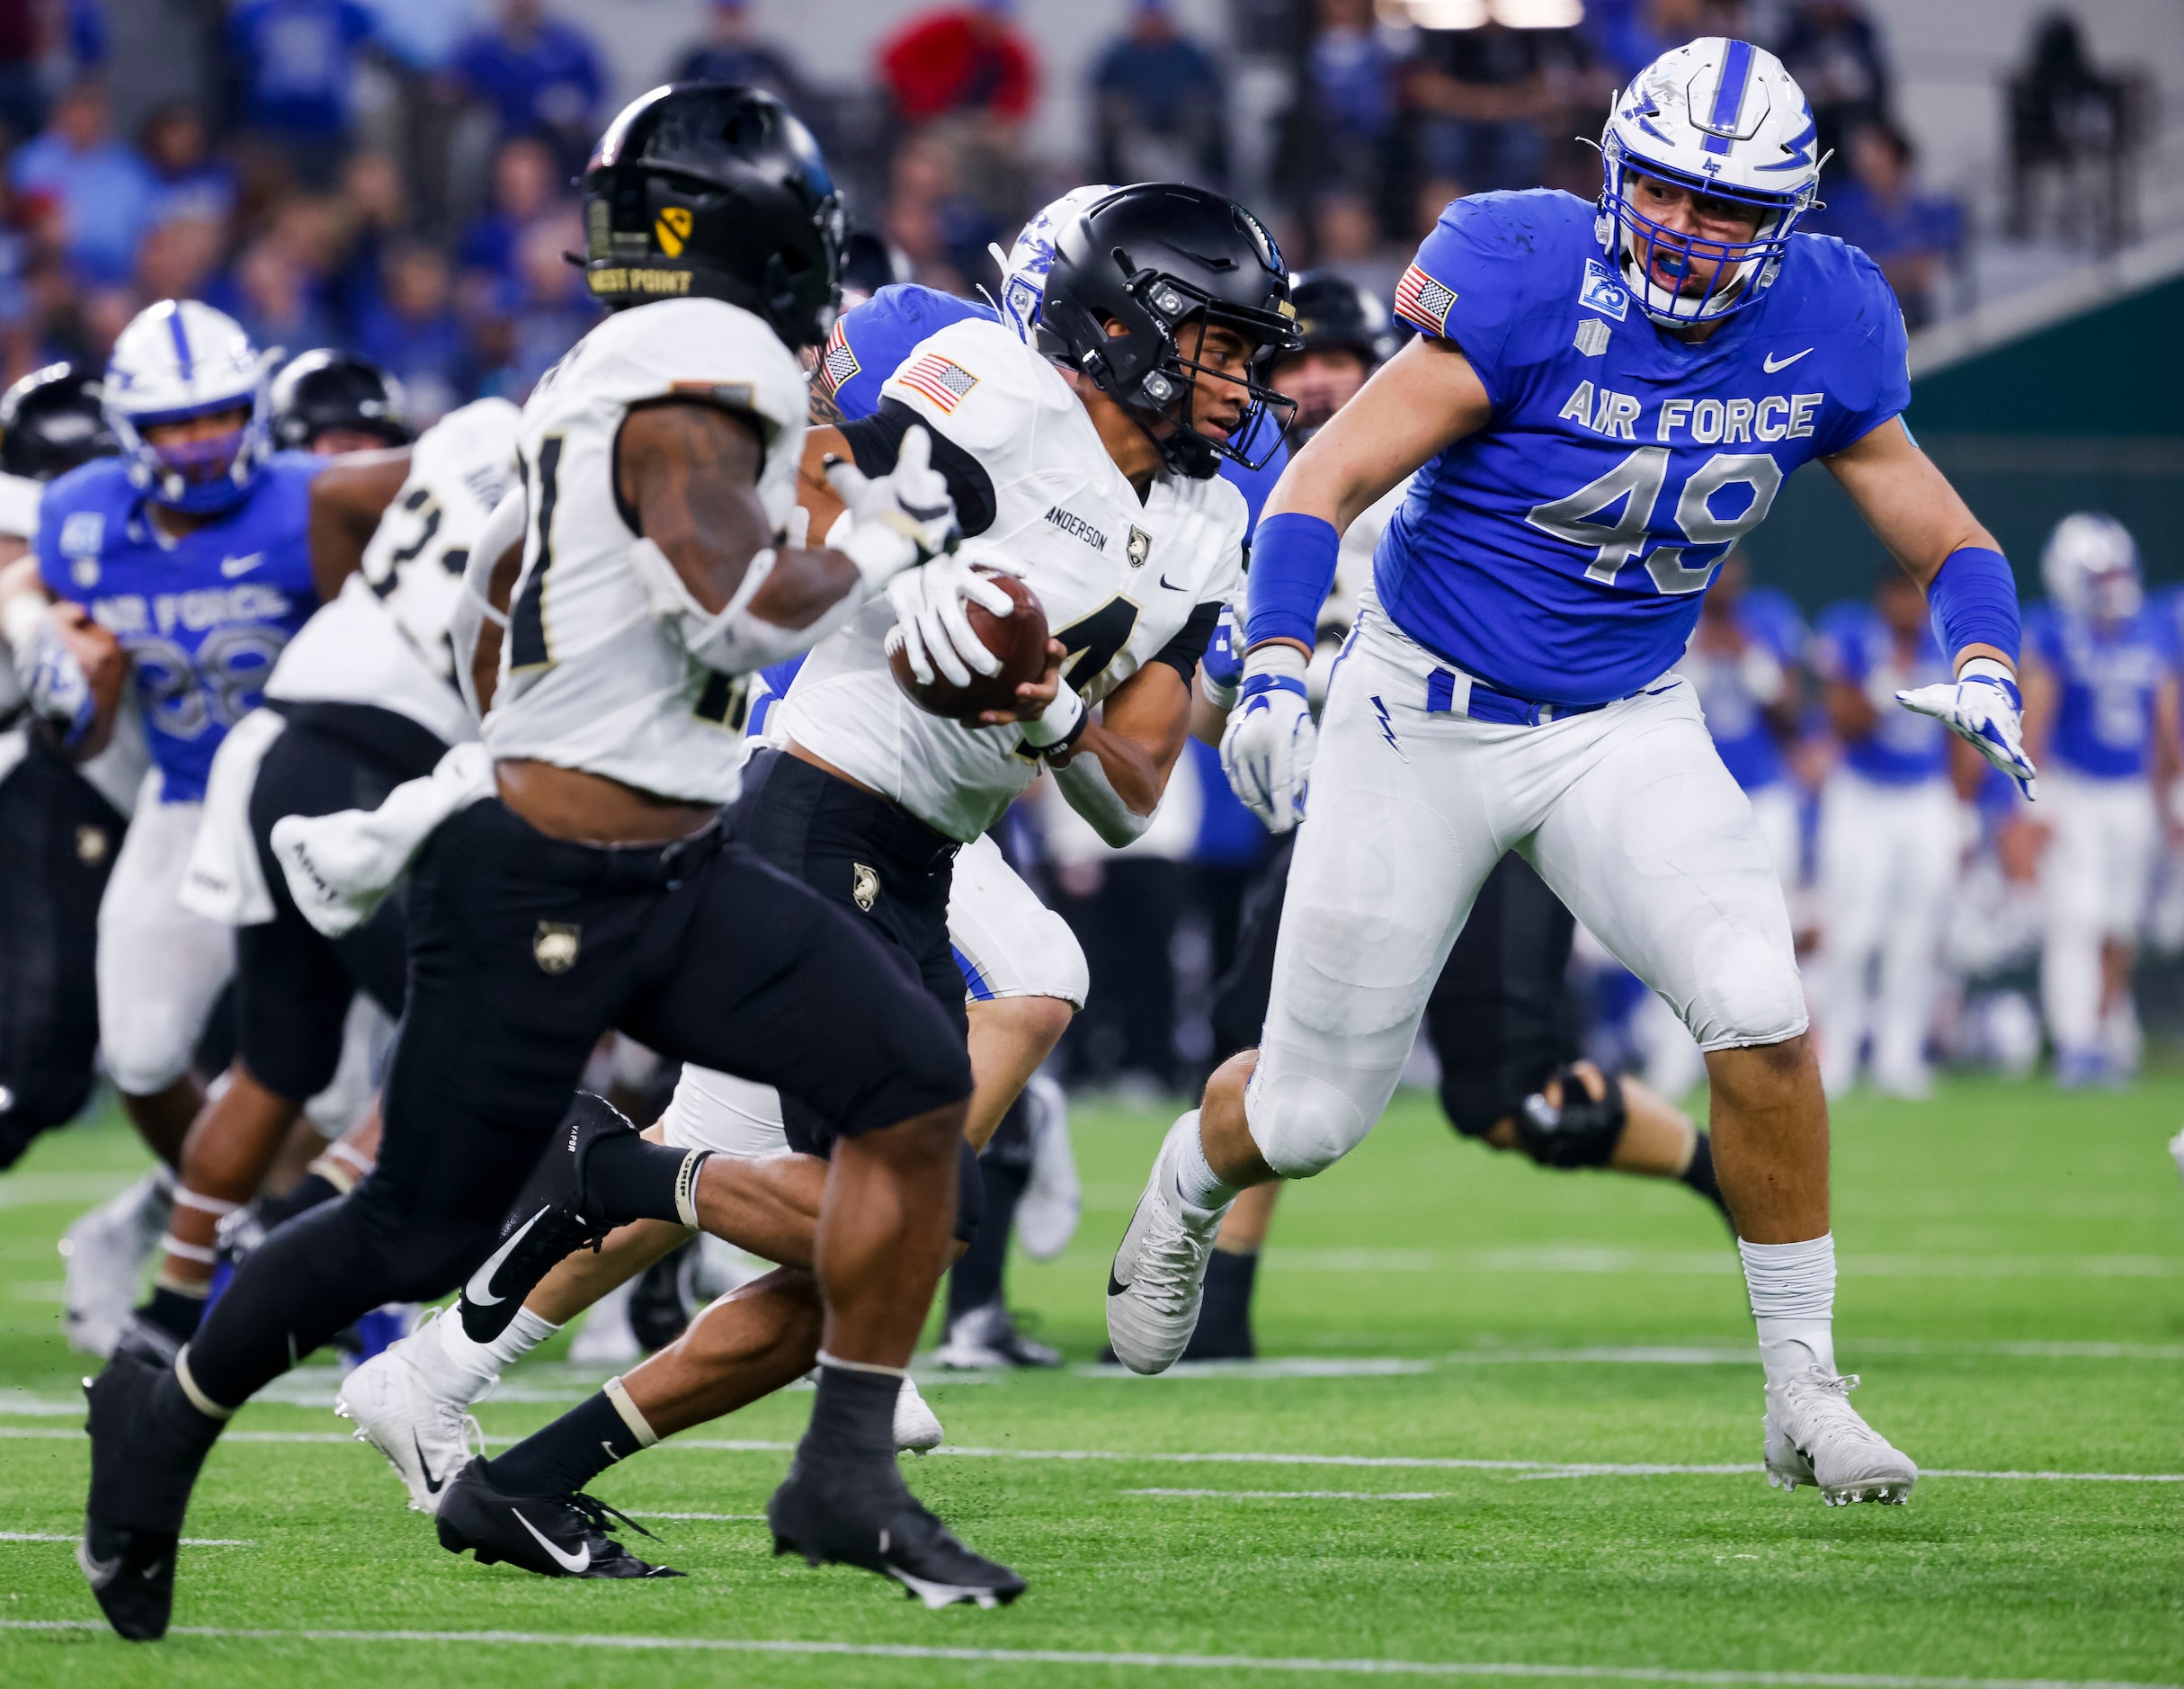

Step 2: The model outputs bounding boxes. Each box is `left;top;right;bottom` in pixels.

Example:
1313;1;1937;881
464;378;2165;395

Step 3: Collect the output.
1686;585;1804;791
1382;192;1909;706
2026;603;2171;781
817;283;994;420
1810;602;1949;783
39;453;323;802
1217;407;1288;540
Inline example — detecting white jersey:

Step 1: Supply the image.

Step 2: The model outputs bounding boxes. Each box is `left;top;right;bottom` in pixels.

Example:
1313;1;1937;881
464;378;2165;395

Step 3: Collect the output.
782;316;1246;841
267;398;521;747
484;298;807;804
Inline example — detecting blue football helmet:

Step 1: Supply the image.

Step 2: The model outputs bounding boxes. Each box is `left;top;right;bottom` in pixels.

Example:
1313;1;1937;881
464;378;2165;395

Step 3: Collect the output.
103;299;276;514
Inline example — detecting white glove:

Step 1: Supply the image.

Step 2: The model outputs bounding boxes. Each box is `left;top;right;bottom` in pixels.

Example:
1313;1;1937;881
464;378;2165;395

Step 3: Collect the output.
11;609;96;749
1220;643;1316;833
1895;655;2038;800
887;556;1016;689
824;424;960;589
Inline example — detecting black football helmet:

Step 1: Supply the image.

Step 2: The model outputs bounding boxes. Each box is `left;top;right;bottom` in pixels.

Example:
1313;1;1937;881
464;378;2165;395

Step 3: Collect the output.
0;362;117;481
270;351;415;452
582;83;845;349
1035;183;1300;478
1286;271;1399;370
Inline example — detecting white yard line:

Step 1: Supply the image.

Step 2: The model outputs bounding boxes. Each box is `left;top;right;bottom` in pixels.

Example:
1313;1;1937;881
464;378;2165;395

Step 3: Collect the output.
620;1511;765;1522
0;1621;2172;1687
1127;1488;1451;1502
0;1532;248;1545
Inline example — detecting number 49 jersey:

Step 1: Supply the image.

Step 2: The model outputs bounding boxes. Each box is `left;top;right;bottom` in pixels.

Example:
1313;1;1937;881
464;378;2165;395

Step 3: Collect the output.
1385;189;1909;707
783;313;1244;842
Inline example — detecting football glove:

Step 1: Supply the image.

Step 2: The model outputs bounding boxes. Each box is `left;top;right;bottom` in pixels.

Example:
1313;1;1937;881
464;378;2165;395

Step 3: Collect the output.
1221;643;1315;833
1199;602;1243;710
12;609;97;750
887;555;1016;689
824;424;960;588
1895;656;2037;800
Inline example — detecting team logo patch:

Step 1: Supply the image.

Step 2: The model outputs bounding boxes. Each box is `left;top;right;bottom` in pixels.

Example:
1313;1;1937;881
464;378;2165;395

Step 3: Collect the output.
655;206;693;256
59;511;103;558
75;825;109;866
1126;526;1152;569
1393;264;1457;335
897;353;979;414
851;862;880;912
532;921;582;975
1579;259;1629;321
818;319;860;397
1573;318;1612;358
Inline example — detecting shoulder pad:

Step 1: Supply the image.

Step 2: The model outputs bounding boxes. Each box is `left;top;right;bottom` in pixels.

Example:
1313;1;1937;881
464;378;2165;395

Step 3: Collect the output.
881;316;1067;456
579;298;807;442
1396;191;1594;388
823;285;996;421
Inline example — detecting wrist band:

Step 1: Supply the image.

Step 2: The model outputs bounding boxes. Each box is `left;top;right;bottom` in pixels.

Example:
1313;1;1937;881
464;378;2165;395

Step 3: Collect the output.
1244;513;1341;651
1927;546;2020;666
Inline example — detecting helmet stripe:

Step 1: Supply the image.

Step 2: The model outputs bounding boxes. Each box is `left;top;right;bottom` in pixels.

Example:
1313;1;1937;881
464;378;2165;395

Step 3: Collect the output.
165;306;194;382
1700;37;1756;155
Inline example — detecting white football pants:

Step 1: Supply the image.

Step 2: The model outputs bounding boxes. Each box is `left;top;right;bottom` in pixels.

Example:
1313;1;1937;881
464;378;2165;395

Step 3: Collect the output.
2039;772;2155;1058
1812;770;1957;1095
1244;610;1806;1181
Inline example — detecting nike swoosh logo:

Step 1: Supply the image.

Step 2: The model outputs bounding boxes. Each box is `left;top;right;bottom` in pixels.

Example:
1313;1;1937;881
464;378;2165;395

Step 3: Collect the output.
413;1432;445;1493
219;552;265;577
1762;348;1813;372
464;1207;549;1308
1106;1269;1130;1298
78;1541;120;1587
513;1507;591;1575
1158;572;1187;592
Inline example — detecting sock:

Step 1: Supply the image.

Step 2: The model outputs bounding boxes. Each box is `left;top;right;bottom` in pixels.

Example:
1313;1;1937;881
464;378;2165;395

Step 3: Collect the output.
800;1357;902;1463
1172;1111;1236;1212
1189;1247;1259;1360
947;1161;1027;1322
586;1133;709;1227
139;1282;208;1343
255;1173;341;1232
1739;1232;1838;1381
485;1379;655;1496
415;1303;559;1405
1680;1131;1731;1221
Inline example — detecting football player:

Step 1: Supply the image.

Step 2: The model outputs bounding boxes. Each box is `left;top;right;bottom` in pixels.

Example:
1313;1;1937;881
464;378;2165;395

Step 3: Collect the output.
2019;514;2175;1086
397;179;1291;1577
267;351;415;456
76;85;1021;1638
1113;39;2038;1510
0;307;329;1355
1808;568;1959;1099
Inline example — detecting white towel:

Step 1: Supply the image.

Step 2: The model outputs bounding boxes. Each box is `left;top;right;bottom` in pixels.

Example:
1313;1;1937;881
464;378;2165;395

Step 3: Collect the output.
272;742;496;938
179;708;288;925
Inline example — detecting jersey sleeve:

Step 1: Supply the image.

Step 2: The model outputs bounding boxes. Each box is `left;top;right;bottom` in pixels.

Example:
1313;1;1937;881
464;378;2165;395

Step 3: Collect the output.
818;284;995;423
584;298;808;446
879;315;1057;463
1811;247;1912;457
1392;194;1540;403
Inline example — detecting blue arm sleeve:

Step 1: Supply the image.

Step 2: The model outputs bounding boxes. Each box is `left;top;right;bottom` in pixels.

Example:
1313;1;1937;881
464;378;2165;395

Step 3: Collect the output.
1244;512;1340;651
1927;545;2021;666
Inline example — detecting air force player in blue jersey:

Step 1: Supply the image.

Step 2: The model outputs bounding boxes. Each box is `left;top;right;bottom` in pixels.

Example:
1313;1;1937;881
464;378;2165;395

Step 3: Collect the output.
1108;39;2039;1506
16;300;321;1256
2021;514;2176;1086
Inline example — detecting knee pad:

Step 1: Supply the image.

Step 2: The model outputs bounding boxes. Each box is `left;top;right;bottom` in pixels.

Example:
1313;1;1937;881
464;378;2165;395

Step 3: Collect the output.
1689;934;1809;1052
1244;1068;1371;1180
1512;1065;1627;1169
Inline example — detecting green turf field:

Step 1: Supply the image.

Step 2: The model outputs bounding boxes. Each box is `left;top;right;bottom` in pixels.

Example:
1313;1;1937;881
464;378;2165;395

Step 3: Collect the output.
3;1077;2180;1686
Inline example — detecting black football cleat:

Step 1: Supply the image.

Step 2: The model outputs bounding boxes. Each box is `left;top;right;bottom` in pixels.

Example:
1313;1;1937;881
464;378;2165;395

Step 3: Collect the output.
459;1092;636;1344
80;1351;222;1640
435;1459;683;1579
767;1454;1025;1610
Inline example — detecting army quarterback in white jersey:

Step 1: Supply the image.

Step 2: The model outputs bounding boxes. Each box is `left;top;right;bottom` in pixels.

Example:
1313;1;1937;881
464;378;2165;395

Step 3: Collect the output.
78;85;1028;1640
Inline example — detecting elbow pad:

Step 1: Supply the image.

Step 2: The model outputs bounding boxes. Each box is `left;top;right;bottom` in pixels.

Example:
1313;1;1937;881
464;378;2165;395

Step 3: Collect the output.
627;538;859;677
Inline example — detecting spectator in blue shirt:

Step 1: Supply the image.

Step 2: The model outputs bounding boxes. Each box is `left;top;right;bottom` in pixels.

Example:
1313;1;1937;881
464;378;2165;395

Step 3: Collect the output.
451;0;604;172
456;133;563;292
8;81;157;286
139;103;239;231
671;1;808;110
1810;119;1961;330
1092;0;1226;186
357;240;469;424
227;0;378;184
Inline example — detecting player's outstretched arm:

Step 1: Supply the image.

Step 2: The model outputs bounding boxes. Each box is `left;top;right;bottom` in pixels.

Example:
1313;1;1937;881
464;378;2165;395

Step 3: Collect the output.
1827;418;2037;797
307;448;411;603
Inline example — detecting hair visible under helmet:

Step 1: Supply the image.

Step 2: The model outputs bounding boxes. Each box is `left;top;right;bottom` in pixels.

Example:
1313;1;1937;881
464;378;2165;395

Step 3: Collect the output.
103;299;277;514
581;82;845;349
2041;512;2143;624
1599;38;1823;328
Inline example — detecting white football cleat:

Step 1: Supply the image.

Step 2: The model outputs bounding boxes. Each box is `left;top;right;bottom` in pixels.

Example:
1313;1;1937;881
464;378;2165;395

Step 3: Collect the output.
1103;1114;1231;1376
1764;1368;1918;1505
336;1330;486;1515
2167;1126;2184;1187
59;1171;173;1358
1015;1073;1080;1262
895;1377;943;1453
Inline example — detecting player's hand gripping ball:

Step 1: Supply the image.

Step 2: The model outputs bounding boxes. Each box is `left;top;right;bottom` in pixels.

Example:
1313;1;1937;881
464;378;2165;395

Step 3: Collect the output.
887;564;1051;721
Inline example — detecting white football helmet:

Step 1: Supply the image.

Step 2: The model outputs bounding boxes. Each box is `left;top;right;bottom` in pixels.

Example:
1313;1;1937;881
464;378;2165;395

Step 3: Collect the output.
2041;512;2142;623
1599;38;1823;328
990;183;1119;345
103;299;277;514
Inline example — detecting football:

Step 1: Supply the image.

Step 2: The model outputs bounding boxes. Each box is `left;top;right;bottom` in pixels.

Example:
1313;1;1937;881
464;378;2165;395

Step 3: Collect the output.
887;566;1050;721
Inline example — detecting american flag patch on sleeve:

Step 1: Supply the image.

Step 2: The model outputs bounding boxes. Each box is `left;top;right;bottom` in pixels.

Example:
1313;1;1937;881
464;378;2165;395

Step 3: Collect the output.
896;353;980;413
1393;264;1457;335
817;319;860;396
